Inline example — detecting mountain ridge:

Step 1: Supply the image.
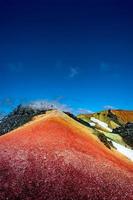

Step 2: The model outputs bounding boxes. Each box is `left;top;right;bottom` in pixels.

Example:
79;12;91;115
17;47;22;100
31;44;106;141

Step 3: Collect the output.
0;110;133;199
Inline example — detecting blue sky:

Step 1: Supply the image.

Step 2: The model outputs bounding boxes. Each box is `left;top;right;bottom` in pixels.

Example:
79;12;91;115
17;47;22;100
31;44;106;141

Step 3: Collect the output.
0;0;133;113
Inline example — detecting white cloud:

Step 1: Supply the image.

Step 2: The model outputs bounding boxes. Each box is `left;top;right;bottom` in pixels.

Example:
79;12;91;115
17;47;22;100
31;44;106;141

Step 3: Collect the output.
27;100;72;112
77;108;94;114
104;105;117;110
69;67;79;78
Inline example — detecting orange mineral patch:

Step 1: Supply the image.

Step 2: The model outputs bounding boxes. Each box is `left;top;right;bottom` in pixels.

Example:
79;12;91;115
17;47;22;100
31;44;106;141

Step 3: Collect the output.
112;110;133;123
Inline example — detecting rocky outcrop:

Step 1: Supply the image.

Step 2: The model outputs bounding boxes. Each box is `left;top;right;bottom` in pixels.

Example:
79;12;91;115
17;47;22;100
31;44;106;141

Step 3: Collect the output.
0;105;49;136
113;123;133;148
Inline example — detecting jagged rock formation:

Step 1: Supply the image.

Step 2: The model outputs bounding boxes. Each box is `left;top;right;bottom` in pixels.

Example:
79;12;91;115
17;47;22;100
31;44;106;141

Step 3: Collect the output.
0;105;49;136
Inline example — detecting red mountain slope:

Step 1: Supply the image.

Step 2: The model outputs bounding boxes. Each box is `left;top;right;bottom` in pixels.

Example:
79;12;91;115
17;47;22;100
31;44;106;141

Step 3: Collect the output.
0;111;133;200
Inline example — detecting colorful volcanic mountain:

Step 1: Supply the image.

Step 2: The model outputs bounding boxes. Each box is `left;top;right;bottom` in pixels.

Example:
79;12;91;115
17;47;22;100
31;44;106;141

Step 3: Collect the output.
78;109;133;149
0;106;133;200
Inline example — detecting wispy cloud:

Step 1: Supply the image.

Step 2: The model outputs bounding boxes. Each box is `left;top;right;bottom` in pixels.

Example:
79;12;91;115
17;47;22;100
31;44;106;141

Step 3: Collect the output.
77;108;94;114
8;62;23;73
104;105;117;110
69;67;79;78
28;100;72;112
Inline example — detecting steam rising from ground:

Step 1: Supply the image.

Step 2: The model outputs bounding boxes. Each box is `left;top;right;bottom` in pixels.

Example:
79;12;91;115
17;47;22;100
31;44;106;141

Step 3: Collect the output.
27;100;72;112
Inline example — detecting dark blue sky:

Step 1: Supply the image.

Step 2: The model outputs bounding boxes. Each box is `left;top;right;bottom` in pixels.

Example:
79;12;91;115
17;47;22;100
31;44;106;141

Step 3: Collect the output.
0;0;133;113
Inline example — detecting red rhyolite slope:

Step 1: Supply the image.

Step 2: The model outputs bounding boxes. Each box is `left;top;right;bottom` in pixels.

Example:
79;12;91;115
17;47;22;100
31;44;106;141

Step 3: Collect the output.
0;111;133;200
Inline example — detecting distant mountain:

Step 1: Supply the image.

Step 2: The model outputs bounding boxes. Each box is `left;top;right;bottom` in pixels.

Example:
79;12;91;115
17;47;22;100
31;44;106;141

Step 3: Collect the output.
78;109;133;128
0;107;133;199
77;109;133;149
